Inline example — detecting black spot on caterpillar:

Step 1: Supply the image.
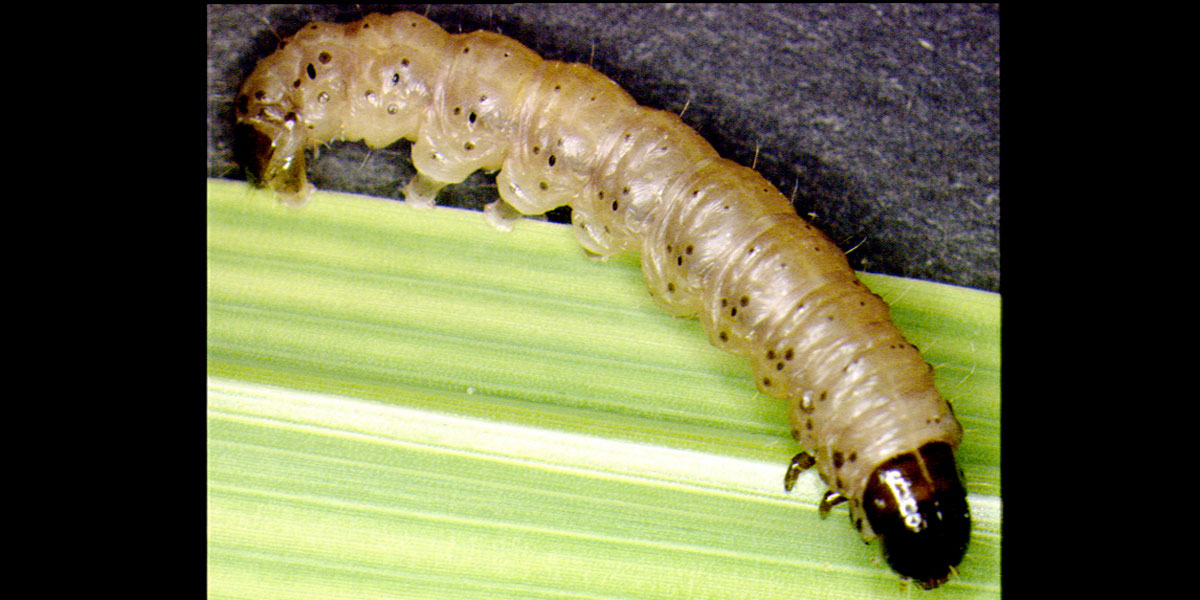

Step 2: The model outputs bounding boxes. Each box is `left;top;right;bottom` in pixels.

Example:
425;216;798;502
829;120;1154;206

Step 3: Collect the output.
228;6;990;589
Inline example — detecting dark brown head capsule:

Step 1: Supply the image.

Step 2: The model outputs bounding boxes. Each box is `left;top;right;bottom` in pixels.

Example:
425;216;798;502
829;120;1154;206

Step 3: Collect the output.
862;442;970;589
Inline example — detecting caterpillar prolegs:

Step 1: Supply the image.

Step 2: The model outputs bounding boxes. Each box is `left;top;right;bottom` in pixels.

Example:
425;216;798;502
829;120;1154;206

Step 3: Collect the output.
235;11;970;589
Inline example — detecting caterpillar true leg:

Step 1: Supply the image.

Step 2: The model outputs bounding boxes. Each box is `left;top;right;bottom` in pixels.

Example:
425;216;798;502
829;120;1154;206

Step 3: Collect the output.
819;490;849;517
783;451;815;492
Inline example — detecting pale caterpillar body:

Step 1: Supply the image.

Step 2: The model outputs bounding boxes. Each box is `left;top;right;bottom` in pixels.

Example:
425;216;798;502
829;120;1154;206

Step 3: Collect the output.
235;11;970;589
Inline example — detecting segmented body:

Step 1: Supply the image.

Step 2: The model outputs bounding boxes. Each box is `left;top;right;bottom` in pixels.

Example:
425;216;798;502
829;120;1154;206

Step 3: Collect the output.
234;11;970;588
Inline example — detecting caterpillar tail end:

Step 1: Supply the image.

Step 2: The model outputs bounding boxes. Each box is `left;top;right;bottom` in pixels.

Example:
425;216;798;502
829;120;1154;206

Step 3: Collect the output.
234;121;315;206
402;173;447;209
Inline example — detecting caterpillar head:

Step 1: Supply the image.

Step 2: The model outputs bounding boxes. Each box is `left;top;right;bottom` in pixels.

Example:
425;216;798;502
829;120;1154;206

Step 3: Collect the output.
234;94;313;205
863;442;971;589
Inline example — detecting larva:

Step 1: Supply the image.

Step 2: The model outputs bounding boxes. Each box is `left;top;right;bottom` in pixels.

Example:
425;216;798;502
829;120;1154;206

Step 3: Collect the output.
234;10;971;589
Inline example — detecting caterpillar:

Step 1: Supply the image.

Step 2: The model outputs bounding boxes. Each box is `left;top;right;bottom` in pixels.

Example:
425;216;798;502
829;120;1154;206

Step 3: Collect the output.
234;10;971;589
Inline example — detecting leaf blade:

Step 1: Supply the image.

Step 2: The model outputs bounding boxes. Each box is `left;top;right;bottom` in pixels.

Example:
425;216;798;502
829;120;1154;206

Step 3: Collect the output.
207;178;1000;599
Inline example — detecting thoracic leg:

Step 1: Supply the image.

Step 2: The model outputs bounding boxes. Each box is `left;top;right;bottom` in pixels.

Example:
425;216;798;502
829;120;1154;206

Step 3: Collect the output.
818;490;847;517
784;451;815;491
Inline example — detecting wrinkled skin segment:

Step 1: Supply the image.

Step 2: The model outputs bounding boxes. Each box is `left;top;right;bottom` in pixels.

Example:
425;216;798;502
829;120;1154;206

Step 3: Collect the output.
235;11;970;587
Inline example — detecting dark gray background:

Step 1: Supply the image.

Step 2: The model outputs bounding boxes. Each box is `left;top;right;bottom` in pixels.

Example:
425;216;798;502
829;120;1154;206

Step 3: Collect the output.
208;4;999;292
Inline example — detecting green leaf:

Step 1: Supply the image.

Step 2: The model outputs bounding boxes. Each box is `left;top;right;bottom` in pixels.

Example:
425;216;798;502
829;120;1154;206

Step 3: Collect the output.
208;178;1000;599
